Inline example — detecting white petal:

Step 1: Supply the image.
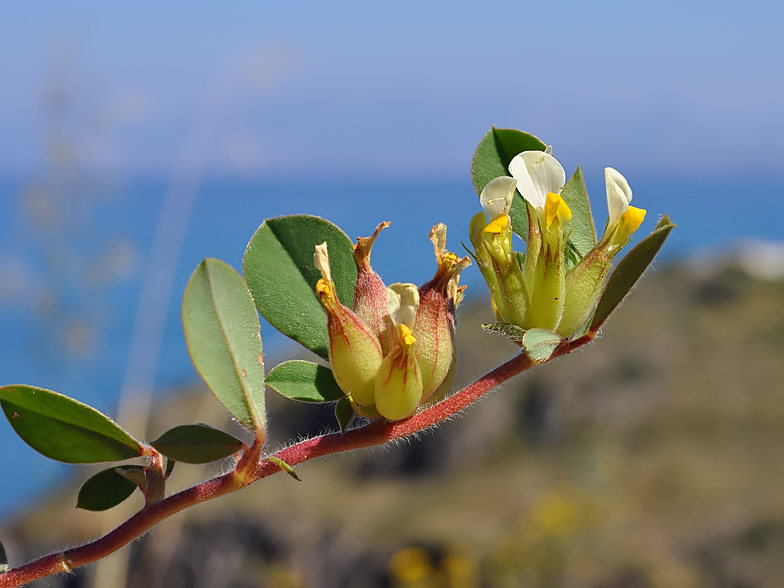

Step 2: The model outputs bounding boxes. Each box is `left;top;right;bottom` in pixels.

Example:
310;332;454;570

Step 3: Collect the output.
605;167;633;226
508;151;565;211
479;176;518;220
386;283;420;329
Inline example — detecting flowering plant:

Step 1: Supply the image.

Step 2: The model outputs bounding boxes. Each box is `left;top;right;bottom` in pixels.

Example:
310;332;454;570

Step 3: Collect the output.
0;128;673;586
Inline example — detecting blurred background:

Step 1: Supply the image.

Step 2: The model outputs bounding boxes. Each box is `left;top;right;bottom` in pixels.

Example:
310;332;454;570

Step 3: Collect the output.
1;1;784;586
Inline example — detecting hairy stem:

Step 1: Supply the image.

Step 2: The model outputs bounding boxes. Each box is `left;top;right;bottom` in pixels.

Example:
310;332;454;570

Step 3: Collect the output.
0;337;589;588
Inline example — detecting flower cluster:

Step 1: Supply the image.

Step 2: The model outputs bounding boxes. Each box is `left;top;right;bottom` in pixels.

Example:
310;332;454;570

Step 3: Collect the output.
314;223;470;420
470;150;646;338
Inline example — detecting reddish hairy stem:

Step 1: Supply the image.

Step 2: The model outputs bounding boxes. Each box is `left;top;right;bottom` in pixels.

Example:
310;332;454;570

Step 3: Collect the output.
0;338;589;588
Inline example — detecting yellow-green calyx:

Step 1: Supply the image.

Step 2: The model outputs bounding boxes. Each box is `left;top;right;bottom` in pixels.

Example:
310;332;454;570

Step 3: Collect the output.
315;242;383;408
415;224;470;404
352;221;395;355
470;150;648;339
314;223;469;421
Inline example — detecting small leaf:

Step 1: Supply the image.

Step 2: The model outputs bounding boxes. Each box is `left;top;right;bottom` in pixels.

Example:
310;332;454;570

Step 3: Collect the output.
471;127;547;196
522;328;565;364
0;538;8;572
151;424;244;464
76;466;144;511
182;258;266;434
116;467;148;489
560;165;597;257
0;385;143;464
335;397;355;433
266;456;302;482
589;216;676;333
266;360;344;403
481;322;527;345
243;215;357;359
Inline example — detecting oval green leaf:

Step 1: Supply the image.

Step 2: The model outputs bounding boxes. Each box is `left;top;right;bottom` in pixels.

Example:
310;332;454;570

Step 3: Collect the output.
182;258;266;434
523;328;565;364
589;216;676;333
243;215;357;359
266;360;344;403
0;385;143;464
560;165;597;258
150;424;243;464
76;466;144;511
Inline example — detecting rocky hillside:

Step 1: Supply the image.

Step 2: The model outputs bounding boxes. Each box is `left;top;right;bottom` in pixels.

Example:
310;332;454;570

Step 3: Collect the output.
3;259;784;588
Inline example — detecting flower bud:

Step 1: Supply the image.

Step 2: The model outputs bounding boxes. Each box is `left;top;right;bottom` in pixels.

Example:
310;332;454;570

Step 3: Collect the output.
414;224;471;403
375;284;423;420
314;242;383;408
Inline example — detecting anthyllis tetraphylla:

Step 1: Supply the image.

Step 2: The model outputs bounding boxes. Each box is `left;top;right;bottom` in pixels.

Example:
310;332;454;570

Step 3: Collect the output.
315;223;470;420
469;150;646;338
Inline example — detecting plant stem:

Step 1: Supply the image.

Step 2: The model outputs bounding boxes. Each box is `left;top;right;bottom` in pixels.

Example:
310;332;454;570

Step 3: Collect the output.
0;338;589;588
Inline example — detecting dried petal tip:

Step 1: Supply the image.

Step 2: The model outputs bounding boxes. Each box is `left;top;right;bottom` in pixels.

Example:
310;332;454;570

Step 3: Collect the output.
430;223;447;259
426;224;472;292
314;242;332;283
354;221;391;267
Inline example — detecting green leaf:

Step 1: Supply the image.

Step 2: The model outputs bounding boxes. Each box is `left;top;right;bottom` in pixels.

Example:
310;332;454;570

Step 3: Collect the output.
522;328;565;364
182;258;266;434
266;360;344;403
243;215;357;359
472;127;547;196
472;127;547;239
335;397;355;433
0;385;143;464
481;322;527;345
266;456;302;482
76;466;144;511
116;467;148;489
589;216;676;333
150;424;244;464
561;165;597;257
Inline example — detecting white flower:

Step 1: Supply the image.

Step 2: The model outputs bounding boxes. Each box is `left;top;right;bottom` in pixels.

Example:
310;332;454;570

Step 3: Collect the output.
479;176;517;222
508;151;565;211
605;167;634;227
602;167;646;247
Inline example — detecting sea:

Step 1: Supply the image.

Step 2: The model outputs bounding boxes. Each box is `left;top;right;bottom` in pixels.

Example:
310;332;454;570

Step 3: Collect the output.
1;174;782;520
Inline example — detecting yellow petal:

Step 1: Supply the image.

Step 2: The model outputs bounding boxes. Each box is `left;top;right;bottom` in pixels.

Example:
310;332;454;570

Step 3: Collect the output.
617;206;646;241
544;192;572;233
482;214;509;234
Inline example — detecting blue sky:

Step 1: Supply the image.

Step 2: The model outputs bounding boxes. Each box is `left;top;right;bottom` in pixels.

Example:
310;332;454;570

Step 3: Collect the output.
1;0;782;181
